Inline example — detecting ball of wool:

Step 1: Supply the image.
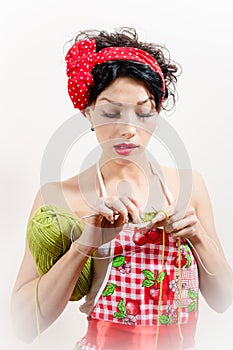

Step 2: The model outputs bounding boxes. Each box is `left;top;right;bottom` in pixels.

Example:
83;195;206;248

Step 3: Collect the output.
26;204;93;301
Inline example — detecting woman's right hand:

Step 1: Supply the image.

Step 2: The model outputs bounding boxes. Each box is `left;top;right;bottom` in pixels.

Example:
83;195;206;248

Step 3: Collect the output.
74;195;142;249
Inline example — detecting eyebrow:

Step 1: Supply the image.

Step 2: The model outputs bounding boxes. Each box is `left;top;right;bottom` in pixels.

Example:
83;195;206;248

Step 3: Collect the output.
98;97;152;106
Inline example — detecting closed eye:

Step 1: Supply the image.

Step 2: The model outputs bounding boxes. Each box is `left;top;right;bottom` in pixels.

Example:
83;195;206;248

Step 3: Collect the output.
137;112;156;118
101;112;120;118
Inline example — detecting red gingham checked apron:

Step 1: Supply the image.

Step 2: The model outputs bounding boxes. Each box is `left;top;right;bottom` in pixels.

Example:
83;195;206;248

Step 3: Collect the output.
75;162;199;350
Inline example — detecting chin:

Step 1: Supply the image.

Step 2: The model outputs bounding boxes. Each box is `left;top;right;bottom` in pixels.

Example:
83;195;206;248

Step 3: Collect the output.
114;158;133;165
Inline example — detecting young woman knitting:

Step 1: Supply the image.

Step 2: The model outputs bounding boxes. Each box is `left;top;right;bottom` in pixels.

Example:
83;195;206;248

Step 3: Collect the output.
11;27;233;350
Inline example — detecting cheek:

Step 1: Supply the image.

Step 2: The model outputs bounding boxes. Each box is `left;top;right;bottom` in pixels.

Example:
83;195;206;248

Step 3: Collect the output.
138;122;156;143
140;131;153;145
95;125;114;142
137;116;157;132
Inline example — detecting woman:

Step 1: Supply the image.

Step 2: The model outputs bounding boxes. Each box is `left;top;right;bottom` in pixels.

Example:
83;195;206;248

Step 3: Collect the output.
11;28;233;350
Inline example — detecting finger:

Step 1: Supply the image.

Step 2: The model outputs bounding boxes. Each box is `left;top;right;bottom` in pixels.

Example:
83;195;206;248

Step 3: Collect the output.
96;197;117;223
171;225;197;239
141;210;168;230
166;218;196;233
104;197;128;224
153;210;169;223
166;211;197;232
162;200;177;218
183;207;196;218
101;214;124;230
128;196;143;215
171;204;196;220
169;206;195;221
120;196;141;224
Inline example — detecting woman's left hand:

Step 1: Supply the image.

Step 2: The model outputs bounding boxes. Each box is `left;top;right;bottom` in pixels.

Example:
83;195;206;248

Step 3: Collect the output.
164;203;203;240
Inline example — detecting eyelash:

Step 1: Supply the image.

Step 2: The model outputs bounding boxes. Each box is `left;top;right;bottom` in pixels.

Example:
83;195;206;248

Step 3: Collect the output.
101;112;155;119
102;113;120;119
137;113;155;119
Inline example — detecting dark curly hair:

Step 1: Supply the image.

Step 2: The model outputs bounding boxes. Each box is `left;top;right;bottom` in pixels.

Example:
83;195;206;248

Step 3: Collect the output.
71;27;181;112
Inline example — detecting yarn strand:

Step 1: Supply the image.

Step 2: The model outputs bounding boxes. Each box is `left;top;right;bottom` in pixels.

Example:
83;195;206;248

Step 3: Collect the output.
177;238;184;350
35;276;42;350
155;226;166;350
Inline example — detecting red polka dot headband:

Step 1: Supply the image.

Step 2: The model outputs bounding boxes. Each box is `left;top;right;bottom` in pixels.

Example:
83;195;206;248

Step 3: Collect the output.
65;39;165;110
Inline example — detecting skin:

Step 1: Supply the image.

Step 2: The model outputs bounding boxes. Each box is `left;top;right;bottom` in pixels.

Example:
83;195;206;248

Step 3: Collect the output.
11;77;233;343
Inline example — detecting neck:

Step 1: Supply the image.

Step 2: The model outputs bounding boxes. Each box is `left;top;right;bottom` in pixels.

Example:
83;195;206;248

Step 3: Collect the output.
99;153;153;185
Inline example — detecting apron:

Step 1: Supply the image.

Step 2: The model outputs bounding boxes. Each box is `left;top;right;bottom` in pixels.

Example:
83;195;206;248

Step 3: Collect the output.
75;161;199;350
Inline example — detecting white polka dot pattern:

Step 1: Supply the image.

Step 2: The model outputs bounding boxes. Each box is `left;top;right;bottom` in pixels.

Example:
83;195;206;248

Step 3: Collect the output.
65;39;165;111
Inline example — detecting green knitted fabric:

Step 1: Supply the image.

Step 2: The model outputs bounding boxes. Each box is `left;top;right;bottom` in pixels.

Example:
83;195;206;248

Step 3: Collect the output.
26;204;93;301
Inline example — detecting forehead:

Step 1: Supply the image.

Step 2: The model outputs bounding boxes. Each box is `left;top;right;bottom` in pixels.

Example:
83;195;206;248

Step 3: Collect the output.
96;77;153;105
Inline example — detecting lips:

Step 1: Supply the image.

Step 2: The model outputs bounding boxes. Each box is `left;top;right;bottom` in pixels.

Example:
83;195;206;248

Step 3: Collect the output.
114;143;138;149
113;143;139;155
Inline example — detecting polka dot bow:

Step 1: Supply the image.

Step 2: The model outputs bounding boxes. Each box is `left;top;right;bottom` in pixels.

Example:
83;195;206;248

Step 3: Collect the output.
65;39;165;111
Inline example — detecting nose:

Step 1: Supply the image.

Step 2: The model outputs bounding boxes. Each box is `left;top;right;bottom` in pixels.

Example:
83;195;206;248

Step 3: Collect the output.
118;111;137;139
118;122;137;139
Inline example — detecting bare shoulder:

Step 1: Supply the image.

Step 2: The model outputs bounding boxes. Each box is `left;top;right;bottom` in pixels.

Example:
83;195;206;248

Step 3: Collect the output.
160;164;194;176
160;165;202;207
61;164;96;195
60;165;98;217
189;168;210;209
28;175;90;222
28;181;65;221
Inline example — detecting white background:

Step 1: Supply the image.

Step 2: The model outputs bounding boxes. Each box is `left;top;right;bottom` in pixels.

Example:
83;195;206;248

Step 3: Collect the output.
1;0;233;349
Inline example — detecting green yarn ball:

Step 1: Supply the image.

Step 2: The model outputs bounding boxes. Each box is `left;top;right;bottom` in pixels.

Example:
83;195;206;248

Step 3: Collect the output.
26;204;93;301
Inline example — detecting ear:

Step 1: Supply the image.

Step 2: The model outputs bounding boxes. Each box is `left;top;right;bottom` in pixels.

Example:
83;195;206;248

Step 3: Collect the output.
83;106;93;122
80;110;87;118
82;106;93;129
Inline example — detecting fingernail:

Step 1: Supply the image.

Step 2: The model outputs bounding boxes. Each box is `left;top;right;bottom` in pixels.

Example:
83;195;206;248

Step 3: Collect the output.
135;216;142;224
157;212;165;220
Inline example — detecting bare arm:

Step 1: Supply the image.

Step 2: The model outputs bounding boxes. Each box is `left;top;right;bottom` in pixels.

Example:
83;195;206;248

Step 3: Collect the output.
190;170;233;312
10;187;95;343
165;170;233;313
11;184;142;343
